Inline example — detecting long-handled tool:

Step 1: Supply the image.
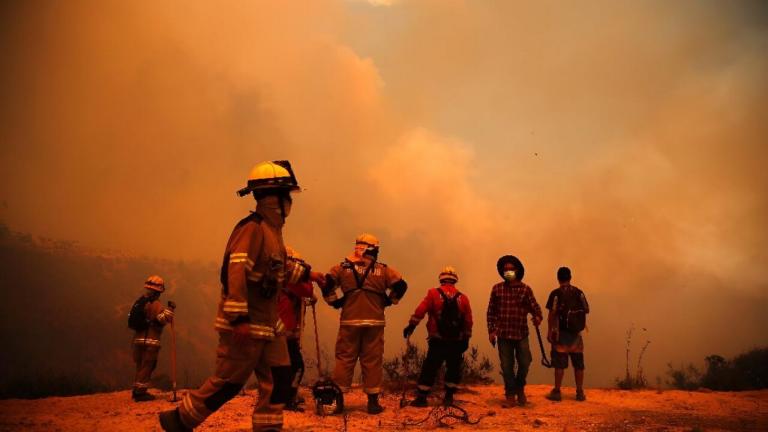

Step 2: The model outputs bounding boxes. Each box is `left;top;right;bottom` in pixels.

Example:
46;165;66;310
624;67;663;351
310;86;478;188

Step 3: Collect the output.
167;300;180;402
310;304;343;415
534;326;552;368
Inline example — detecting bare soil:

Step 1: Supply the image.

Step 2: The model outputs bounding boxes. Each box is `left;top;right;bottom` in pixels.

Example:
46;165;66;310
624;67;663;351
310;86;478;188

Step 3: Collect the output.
0;385;766;431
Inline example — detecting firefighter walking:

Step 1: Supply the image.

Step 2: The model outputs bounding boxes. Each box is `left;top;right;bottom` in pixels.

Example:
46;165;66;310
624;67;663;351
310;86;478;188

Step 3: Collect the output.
403;266;473;407
321;233;408;414
159;160;322;432
129;275;174;402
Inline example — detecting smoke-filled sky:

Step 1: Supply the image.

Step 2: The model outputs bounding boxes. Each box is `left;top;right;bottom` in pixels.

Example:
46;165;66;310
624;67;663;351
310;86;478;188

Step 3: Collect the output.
1;1;767;386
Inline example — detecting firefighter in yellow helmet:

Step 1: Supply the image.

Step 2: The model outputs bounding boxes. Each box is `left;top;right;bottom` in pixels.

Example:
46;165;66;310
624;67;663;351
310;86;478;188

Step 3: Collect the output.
128;275;174;402
160;161;324;432
321;233;408;414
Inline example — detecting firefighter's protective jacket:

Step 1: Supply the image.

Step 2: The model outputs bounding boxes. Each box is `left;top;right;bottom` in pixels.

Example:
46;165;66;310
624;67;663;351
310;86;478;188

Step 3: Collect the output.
323;255;405;326
214;211;309;339
133;299;173;346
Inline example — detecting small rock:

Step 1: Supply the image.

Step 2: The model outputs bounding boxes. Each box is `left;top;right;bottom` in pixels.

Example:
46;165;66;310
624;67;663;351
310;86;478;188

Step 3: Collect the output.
533;418;545;427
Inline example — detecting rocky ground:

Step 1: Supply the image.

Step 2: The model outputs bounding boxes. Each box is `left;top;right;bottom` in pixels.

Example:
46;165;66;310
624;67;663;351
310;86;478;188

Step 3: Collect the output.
0;385;766;431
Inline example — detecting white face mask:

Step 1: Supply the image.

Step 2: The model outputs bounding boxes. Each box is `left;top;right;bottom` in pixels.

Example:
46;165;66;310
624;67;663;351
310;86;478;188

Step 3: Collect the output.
503;270;516;281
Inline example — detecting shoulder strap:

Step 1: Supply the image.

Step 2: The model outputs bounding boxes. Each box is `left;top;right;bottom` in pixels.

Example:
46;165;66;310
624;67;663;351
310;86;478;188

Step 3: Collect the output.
437;288;461;301
344;259;376;292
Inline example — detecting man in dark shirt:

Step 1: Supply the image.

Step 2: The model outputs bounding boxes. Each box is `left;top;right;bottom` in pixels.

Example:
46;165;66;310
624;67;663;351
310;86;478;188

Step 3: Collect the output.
545;267;590;402
487;255;543;407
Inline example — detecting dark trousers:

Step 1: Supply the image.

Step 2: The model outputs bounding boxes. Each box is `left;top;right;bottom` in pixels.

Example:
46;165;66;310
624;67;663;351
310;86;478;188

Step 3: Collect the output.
498;337;532;396
287;338;305;401
416;338;465;393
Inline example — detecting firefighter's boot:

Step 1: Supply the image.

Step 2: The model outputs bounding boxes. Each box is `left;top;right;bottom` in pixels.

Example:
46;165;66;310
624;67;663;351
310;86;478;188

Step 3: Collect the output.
132;390;156;402
410;390;429;408
367;393;384;414
159;408;192;432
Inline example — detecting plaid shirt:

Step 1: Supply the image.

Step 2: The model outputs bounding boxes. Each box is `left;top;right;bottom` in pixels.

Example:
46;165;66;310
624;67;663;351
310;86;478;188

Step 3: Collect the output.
486;281;543;340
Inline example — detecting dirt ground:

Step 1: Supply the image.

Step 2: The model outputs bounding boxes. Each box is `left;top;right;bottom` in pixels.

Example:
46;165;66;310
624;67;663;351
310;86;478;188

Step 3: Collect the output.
0;385;766;432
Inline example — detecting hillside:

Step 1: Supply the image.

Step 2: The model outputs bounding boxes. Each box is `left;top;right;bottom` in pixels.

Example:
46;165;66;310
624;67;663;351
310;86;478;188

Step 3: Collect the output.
0;224;221;397
0;385;766;431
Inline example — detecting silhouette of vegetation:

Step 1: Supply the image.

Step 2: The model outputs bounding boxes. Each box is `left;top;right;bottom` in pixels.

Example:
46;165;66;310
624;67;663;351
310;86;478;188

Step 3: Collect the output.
667;347;768;391
382;342;493;392
666;363;702;391
616;324;651;389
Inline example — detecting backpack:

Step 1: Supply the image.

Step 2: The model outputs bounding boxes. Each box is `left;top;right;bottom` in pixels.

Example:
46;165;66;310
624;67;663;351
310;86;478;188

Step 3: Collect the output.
436;288;464;339
554;287;587;333
128;295;152;331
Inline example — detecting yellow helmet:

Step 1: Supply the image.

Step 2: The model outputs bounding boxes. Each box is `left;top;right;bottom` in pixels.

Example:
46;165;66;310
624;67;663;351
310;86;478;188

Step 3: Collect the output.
237;160;300;197
355;233;380;247
438;266;458;283
144;275;165;292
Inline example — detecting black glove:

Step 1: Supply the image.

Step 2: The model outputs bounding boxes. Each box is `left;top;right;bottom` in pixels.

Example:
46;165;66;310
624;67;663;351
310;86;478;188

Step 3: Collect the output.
403;323;416;339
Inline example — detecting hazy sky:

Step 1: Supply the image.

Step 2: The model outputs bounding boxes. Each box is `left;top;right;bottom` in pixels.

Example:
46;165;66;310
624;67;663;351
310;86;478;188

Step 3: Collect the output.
1;0;766;385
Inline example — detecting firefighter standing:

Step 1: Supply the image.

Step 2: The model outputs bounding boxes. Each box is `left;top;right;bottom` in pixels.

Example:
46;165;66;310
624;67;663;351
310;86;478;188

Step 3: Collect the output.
322;233;408;414
159;160;323;432
130;275;174;402
403;266;473;407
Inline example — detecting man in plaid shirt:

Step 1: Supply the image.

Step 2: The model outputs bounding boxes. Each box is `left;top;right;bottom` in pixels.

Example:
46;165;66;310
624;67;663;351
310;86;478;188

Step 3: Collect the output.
487;255;543;407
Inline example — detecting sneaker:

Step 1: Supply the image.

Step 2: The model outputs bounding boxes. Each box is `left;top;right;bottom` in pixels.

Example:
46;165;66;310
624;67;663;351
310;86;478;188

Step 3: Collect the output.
132;392;156;402
501;394;516;408
576;389;586;401
516;389;527;406
410;395;428;408
546;389;562;402
159;408;192;432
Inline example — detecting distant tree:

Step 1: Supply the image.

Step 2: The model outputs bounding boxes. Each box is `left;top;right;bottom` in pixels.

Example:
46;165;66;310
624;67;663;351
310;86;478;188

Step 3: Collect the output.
667;347;768;391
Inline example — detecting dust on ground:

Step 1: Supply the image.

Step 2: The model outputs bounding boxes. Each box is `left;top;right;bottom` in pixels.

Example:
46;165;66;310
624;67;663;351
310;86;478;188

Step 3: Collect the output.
0;385;766;431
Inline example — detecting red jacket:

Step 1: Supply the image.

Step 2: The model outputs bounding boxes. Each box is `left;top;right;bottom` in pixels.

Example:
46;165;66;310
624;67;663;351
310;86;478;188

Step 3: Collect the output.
409;283;473;340
278;281;314;339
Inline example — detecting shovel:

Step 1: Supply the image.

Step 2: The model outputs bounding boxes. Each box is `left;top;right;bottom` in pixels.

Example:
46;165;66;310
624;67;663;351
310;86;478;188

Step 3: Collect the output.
167;301;180;402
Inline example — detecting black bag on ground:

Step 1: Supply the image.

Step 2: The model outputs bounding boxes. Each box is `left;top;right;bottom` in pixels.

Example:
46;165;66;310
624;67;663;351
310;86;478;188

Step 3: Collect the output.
128;295;151;331
436;288;463;339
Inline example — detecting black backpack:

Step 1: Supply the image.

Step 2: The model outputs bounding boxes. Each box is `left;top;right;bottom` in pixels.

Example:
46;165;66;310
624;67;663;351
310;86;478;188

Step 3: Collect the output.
436;288;464;339
128;295;152;331
555;288;587;333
